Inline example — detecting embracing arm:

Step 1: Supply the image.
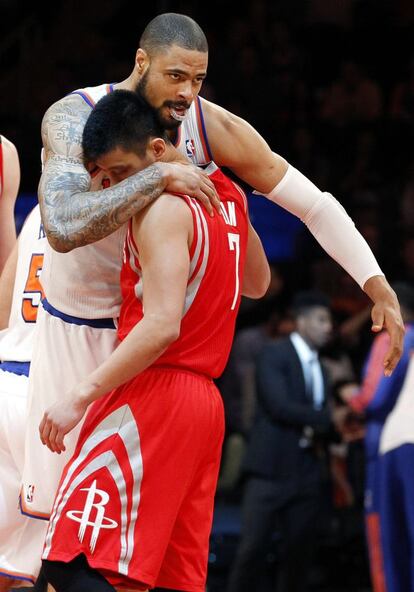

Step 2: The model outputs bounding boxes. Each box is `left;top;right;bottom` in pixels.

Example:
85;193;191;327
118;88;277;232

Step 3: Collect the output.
202;98;404;374
0;136;19;272
40;195;192;452
39;94;218;253
73;195;191;398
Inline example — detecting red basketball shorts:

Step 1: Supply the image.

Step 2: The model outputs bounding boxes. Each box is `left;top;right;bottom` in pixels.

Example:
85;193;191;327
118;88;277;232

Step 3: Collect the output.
42;367;225;591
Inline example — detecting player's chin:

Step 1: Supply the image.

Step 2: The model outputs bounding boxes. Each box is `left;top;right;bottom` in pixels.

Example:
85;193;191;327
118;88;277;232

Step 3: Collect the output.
160;110;183;130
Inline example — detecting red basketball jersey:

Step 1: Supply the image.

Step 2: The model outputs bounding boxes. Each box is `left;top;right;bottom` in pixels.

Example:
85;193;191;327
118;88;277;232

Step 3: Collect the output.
118;163;248;378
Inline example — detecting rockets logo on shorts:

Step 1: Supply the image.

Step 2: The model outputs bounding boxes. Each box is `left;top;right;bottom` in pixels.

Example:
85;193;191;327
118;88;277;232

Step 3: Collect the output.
185;139;196;158
66;480;118;553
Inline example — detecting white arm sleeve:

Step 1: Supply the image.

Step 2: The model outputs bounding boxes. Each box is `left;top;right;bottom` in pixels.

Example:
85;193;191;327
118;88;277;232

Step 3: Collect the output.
263;164;384;289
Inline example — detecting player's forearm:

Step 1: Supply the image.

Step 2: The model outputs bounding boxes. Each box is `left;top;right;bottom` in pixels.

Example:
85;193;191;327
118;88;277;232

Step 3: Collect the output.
242;223;271;298
74;316;179;406
263;164;383;288
39;161;167;253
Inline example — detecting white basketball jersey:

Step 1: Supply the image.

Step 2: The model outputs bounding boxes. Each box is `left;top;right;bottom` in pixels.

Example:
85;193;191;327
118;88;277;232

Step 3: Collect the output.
40;84;126;319
0;205;46;362
40;85;211;319
173;96;212;165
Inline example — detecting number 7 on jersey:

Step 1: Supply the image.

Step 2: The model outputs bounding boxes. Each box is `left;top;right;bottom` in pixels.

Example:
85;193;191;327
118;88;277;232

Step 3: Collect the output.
227;232;240;310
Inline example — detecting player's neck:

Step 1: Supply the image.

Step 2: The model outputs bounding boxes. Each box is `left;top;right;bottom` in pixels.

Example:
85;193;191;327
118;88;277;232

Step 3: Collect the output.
161;144;187;164
113;72;136;92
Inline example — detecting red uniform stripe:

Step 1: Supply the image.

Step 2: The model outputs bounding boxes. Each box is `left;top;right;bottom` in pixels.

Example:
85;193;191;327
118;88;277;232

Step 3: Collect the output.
366;513;387;592
349;333;390;414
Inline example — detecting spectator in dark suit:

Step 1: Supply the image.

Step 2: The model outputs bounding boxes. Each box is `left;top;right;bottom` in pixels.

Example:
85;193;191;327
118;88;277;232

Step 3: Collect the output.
226;290;344;592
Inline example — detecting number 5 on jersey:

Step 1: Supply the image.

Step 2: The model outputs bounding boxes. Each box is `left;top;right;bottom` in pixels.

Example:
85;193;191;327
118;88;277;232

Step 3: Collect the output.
22;253;44;323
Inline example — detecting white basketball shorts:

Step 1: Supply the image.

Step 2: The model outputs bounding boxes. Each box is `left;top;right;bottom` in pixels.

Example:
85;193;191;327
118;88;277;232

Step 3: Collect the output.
0;364;48;584
21;301;119;519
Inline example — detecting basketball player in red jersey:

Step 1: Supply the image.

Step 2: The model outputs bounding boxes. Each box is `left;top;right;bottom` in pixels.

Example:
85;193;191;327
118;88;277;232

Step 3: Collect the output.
38;90;270;592
0;135;20;274
38;13;403;378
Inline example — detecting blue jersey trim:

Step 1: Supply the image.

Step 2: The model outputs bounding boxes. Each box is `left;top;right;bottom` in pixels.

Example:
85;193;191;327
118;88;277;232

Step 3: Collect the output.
70;91;95;108
42;299;116;329
0;570;35;584
18;495;49;521
0;361;30;376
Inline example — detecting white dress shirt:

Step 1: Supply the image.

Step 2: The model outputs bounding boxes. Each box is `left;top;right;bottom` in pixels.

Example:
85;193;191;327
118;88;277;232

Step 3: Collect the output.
290;332;324;409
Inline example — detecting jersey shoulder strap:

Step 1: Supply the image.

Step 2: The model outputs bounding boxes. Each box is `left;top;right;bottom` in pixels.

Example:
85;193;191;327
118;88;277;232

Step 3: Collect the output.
69;83;115;108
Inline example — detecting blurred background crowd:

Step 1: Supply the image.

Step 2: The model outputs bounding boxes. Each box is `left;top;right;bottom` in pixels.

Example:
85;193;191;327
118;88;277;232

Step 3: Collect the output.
2;1;414;590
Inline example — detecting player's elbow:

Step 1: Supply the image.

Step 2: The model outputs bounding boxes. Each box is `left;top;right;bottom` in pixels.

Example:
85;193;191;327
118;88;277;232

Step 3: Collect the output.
242;267;271;299
160;325;181;347
46;232;74;253
42;217;79;252
150;316;181;349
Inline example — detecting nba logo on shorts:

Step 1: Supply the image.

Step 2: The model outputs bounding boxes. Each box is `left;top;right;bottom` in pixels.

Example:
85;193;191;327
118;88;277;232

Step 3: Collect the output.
26;484;35;503
185;139;196;158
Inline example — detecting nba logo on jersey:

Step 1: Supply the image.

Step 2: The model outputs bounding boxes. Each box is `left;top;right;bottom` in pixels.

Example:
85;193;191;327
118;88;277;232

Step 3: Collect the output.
26;484;35;503
185;139;196;158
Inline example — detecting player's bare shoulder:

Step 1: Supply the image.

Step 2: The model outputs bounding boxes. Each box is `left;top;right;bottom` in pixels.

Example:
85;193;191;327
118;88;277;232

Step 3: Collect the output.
0;135;18;157
133;193;193;239
199;97;242;134
198;97;252;165
41;92;92;161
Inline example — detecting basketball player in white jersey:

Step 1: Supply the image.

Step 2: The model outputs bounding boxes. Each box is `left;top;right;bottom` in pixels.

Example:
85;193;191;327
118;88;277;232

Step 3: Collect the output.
23;12;402;528
0;135;20;274
37;14;402;367
0;204;47;590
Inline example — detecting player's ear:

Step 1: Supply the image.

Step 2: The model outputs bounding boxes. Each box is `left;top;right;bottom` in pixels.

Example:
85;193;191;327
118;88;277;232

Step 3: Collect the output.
151;138;166;160
135;48;149;75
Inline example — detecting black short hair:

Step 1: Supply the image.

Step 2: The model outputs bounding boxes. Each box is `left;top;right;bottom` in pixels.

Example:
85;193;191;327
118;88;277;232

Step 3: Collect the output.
82;90;168;166
140;13;208;56
291;290;331;318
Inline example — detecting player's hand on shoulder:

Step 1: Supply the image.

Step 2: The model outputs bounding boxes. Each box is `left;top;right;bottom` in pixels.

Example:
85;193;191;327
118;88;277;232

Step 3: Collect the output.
157;161;220;216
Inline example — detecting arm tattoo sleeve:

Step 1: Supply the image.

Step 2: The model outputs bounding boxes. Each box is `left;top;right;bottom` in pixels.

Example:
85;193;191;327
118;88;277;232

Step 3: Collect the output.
38;94;166;252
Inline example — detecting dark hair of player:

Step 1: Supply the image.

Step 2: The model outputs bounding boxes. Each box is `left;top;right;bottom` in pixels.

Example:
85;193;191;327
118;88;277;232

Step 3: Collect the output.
82;90;169;167
140;13;208;56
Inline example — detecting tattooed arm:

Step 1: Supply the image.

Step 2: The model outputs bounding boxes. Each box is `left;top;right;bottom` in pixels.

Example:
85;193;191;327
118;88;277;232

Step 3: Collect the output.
39;94;218;252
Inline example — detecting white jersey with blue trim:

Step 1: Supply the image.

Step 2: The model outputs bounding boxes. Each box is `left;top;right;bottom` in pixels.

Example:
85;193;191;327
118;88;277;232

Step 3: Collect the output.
173;96;213;165
39;87;212;320
0;204;46;362
39;83;126;320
